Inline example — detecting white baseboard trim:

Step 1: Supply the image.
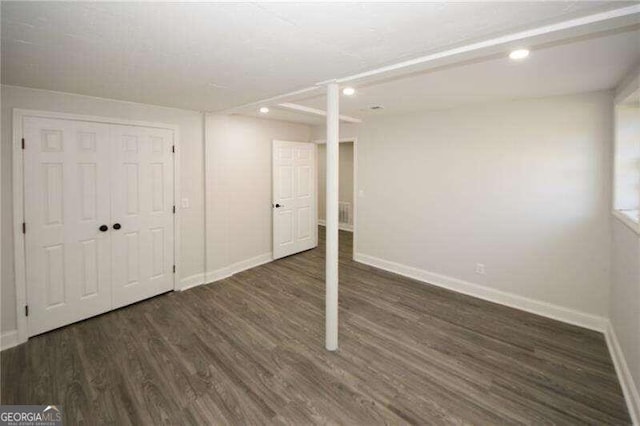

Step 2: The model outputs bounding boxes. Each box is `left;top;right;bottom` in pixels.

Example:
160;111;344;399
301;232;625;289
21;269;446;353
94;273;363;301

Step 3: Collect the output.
204;252;273;286
179;273;206;291
318;220;353;232
605;321;640;425
1;330;19;351
354;252;607;332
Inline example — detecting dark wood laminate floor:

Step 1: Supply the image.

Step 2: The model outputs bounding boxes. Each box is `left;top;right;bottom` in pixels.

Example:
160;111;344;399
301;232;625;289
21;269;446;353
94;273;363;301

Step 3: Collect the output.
1;228;631;425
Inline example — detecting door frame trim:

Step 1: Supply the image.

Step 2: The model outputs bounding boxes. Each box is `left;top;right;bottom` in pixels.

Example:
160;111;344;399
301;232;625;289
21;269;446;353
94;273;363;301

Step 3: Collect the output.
12;108;181;345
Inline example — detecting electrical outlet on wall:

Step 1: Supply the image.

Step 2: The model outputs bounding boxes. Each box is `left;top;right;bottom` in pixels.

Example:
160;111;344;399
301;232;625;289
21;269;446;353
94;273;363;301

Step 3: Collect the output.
476;263;485;274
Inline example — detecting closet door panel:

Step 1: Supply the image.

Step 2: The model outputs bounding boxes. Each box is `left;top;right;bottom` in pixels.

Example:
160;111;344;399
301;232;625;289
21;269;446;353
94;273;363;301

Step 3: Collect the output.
110;125;174;308
24;117;112;336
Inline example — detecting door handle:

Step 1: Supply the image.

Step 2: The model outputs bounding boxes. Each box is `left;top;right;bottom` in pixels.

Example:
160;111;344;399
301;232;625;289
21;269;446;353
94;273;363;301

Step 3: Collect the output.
274;203;283;208
112;223;122;230
99;225;108;232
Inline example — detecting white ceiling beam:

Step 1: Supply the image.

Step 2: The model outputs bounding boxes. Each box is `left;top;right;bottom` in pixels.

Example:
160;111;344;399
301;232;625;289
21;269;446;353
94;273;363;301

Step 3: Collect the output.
278;103;362;124
225;86;322;114
224;4;640;115
326;4;640;85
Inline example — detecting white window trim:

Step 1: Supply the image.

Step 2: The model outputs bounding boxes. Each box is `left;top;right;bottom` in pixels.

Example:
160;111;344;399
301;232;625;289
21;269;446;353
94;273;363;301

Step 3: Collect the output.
612;209;640;235
612;66;640;236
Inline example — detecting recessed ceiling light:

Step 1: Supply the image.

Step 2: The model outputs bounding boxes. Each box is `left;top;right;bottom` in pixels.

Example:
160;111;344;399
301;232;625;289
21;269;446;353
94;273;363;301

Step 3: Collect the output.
342;87;356;96
259;107;269;114
509;49;530;60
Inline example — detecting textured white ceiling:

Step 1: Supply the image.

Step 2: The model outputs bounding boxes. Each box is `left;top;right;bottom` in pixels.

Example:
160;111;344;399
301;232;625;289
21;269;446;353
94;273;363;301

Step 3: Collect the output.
294;27;640;118
1;1;634;112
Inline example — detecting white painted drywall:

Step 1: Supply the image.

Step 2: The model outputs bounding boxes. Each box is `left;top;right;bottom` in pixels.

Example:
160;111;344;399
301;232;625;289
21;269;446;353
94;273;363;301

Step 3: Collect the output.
1;85;205;332
317;142;354;223
205;114;311;274
354;91;613;317
311;122;360;142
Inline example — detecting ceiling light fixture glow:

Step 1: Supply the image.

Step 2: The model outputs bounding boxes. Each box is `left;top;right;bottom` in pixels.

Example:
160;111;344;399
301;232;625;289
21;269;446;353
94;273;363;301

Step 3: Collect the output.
509;49;530;60
259;107;269;114
342;87;356;96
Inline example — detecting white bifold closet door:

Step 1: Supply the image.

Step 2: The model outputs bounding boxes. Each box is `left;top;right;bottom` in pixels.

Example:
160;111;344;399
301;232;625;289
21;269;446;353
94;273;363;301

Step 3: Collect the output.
23;117;174;336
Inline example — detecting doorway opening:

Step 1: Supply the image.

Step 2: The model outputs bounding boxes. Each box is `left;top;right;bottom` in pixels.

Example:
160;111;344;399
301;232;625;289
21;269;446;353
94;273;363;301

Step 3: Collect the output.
317;139;356;259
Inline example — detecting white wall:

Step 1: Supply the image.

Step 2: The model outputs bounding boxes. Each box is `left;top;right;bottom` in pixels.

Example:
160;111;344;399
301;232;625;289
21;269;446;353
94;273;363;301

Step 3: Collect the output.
355;91;613;319
311;121;360;142
1;85;205;332
318;142;354;223
204;114;310;279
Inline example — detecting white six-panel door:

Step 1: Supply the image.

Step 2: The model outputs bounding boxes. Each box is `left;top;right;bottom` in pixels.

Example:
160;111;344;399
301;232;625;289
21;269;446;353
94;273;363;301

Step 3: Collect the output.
272;140;317;259
23;117;175;336
111;125;174;308
24;117;114;336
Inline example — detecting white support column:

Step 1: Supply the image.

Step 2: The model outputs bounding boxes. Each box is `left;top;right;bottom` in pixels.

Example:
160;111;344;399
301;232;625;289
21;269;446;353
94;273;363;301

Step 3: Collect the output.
325;82;339;351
